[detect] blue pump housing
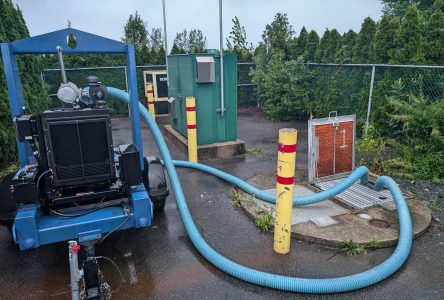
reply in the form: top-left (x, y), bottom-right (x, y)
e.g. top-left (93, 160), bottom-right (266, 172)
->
top-left (1, 29), bottom-right (152, 250)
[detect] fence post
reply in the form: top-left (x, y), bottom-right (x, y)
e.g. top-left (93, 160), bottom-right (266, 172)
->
top-left (273, 128), bottom-right (297, 254)
top-left (365, 65), bottom-right (376, 136)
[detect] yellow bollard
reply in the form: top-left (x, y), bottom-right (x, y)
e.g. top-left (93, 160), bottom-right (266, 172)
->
top-left (273, 128), bottom-right (297, 254)
top-left (186, 97), bottom-right (198, 162)
top-left (146, 84), bottom-right (156, 119)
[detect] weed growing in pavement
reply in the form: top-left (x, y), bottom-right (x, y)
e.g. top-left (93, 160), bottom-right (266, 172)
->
top-left (369, 236), bottom-right (381, 249)
top-left (246, 146), bottom-right (264, 156)
top-left (228, 189), bottom-right (242, 207)
top-left (340, 239), bottom-right (367, 256)
top-left (255, 210), bottom-right (274, 232)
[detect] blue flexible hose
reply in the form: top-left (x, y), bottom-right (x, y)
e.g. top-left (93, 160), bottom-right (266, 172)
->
top-left (108, 87), bottom-right (413, 293)
top-left (170, 160), bottom-right (369, 206)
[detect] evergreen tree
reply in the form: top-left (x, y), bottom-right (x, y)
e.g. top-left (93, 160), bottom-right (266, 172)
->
top-left (156, 46), bottom-right (166, 64)
top-left (425, 0), bottom-right (444, 64)
top-left (303, 30), bottom-right (319, 62)
top-left (335, 30), bottom-right (358, 63)
top-left (170, 42), bottom-right (185, 54)
top-left (322, 29), bottom-right (342, 62)
top-left (172, 29), bottom-right (188, 52)
top-left (188, 29), bottom-right (207, 52)
top-left (391, 5), bottom-right (426, 64)
top-left (372, 15), bottom-right (400, 63)
top-left (122, 11), bottom-right (149, 48)
top-left (353, 17), bottom-right (377, 63)
top-left (226, 16), bottom-right (252, 61)
top-left (262, 13), bottom-right (294, 57)
top-left (296, 27), bottom-right (308, 54)
top-left (382, 0), bottom-right (439, 18)
top-left (150, 28), bottom-right (164, 52)
top-left (171, 29), bottom-right (207, 53)
top-left (0, 0), bottom-right (51, 170)
top-left (315, 29), bottom-right (330, 62)
top-left (289, 26), bottom-right (307, 59)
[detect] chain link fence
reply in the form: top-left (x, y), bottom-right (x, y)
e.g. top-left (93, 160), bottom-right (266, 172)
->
top-left (237, 62), bottom-right (443, 134)
top-left (303, 63), bottom-right (444, 134)
top-left (42, 65), bottom-right (167, 116)
top-left (237, 62), bottom-right (257, 107)
top-left (41, 62), bottom-right (259, 113)
top-left (41, 62), bottom-right (443, 127)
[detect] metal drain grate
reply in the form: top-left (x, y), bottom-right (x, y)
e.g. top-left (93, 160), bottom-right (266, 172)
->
top-left (314, 179), bottom-right (394, 209)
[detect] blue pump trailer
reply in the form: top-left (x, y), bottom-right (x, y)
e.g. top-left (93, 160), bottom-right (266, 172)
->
top-left (1, 28), bottom-right (152, 250)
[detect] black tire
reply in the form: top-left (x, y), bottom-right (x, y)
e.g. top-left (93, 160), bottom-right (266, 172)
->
top-left (6, 224), bottom-right (16, 246)
top-left (143, 156), bottom-right (169, 213)
top-left (152, 197), bottom-right (166, 212)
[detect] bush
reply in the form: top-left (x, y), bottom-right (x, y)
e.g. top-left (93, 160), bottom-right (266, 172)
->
top-left (252, 55), bottom-right (315, 120)
top-left (357, 80), bottom-right (444, 180)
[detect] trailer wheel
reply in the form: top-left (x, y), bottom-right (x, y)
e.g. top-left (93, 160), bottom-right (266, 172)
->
top-left (152, 197), bottom-right (166, 212)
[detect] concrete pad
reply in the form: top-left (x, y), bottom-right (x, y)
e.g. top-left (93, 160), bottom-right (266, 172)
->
top-left (240, 171), bottom-right (432, 248)
top-left (164, 125), bottom-right (246, 160)
top-left (252, 185), bottom-right (349, 227)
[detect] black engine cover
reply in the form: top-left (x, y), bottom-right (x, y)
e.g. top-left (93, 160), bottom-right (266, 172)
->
top-left (43, 108), bottom-right (115, 187)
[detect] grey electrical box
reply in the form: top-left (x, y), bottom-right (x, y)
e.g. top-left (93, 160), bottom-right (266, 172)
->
top-left (196, 56), bottom-right (215, 83)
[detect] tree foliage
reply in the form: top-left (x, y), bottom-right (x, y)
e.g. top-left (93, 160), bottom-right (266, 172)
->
top-left (381, 0), bottom-right (439, 17)
top-left (171, 29), bottom-right (207, 54)
top-left (226, 16), bottom-right (253, 61)
top-left (372, 15), bottom-right (400, 63)
top-left (252, 6), bottom-right (443, 178)
top-left (122, 11), bottom-right (149, 48)
top-left (425, 0), bottom-right (444, 64)
top-left (353, 17), bottom-right (377, 63)
top-left (391, 5), bottom-right (426, 64)
top-left (0, 0), bottom-right (50, 170)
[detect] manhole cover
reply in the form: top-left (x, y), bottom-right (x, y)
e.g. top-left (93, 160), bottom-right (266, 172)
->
top-left (370, 219), bottom-right (390, 228)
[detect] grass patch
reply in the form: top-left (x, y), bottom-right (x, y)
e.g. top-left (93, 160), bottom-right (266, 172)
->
top-left (246, 146), bottom-right (263, 156)
top-left (255, 210), bottom-right (274, 232)
top-left (228, 189), bottom-right (242, 207)
top-left (340, 239), bottom-right (367, 256)
top-left (369, 236), bottom-right (381, 249)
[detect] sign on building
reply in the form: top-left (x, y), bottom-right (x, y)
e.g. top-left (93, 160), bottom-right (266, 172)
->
top-left (308, 113), bottom-right (356, 183)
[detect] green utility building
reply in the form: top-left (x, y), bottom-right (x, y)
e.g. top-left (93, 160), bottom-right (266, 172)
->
top-left (167, 52), bottom-right (238, 145)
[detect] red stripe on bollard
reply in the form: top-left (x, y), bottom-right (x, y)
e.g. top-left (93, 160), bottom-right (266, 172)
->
top-left (148, 101), bottom-right (155, 105)
top-left (278, 144), bottom-right (297, 153)
top-left (186, 107), bottom-right (196, 111)
top-left (276, 175), bottom-right (295, 185)
top-left (187, 124), bottom-right (197, 129)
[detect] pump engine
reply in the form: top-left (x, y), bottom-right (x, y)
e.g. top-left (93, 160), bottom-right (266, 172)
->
top-left (0, 47), bottom-right (168, 227)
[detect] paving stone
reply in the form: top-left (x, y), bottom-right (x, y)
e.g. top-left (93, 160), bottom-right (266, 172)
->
top-left (252, 185), bottom-right (349, 227)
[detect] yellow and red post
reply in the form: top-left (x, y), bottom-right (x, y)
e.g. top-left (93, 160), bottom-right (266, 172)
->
top-left (273, 128), bottom-right (298, 254)
top-left (186, 97), bottom-right (198, 162)
top-left (146, 84), bottom-right (156, 119)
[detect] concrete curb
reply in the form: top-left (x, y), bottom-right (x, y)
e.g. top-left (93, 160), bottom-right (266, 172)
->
top-left (239, 171), bottom-right (432, 248)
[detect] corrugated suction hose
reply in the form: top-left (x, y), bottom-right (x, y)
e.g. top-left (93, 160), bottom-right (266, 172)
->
top-left (108, 87), bottom-right (412, 293)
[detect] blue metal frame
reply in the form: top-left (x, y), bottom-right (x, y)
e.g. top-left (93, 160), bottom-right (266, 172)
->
top-left (1, 29), bottom-right (152, 250)
top-left (0, 28), bottom-right (144, 168)
top-left (12, 184), bottom-right (153, 250)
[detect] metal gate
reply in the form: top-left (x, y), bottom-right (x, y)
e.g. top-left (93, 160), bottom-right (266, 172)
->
top-left (308, 113), bottom-right (356, 183)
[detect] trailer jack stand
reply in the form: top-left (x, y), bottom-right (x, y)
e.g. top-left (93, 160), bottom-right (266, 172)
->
top-left (69, 241), bottom-right (111, 300)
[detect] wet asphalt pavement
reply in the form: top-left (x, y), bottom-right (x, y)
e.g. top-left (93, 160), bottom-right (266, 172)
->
top-left (0, 107), bottom-right (442, 299)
